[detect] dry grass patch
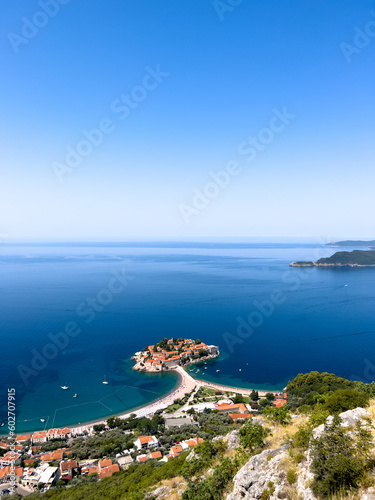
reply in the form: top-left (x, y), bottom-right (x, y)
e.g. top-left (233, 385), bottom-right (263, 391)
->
top-left (154, 476), bottom-right (187, 499)
top-left (264, 416), bottom-right (308, 449)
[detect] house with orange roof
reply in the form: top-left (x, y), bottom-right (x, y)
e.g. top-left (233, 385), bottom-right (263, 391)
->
top-left (215, 403), bottom-right (248, 413)
top-left (149, 451), bottom-right (162, 459)
top-left (134, 435), bottom-right (159, 450)
top-left (31, 445), bottom-right (42, 452)
top-left (273, 392), bottom-right (287, 407)
top-left (229, 413), bottom-right (253, 421)
top-left (14, 444), bottom-right (26, 453)
top-left (16, 434), bottom-right (31, 443)
top-left (274, 399), bottom-right (287, 407)
top-left (99, 457), bottom-right (112, 468)
top-left (181, 437), bottom-right (204, 449)
top-left (81, 465), bottom-right (100, 476)
top-left (42, 449), bottom-right (64, 462)
top-left (99, 463), bottom-right (120, 479)
top-left (170, 445), bottom-right (183, 457)
top-left (0, 466), bottom-right (23, 481)
top-left (0, 452), bottom-right (22, 466)
top-left (0, 442), bottom-right (9, 450)
top-left (31, 431), bottom-right (48, 443)
top-left (136, 454), bottom-right (148, 462)
top-left (24, 457), bottom-right (37, 466)
top-left (60, 459), bottom-right (78, 481)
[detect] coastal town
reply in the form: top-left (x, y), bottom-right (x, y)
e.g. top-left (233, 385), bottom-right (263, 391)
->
top-left (0, 387), bottom-right (287, 495)
top-left (132, 337), bottom-right (220, 372)
top-left (0, 339), bottom-right (289, 496)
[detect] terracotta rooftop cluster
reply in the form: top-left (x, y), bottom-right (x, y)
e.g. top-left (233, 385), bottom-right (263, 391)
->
top-left (141, 338), bottom-right (210, 367)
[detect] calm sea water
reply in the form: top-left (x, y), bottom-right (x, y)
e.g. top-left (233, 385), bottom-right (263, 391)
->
top-left (1, 241), bottom-right (374, 434)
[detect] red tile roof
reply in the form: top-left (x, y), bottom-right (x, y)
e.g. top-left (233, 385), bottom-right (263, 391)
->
top-left (229, 413), bottom-right (253, 420)
top-left (150, 451), bottom-right (162, 459)
top-left (16, 434), bottom-right (31, 442)
top-left (138, 436), bottom-right (155, 445)
top-left (99, 458), bottom-right (112, 468)
top-left (215, 403), bottom-right (248, 413)
top-left (170, 445), bottom-right (183, 455)
top-left (0, 466), bottom-right (23, 479)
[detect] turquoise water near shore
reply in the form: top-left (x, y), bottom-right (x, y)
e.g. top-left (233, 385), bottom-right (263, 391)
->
top-left (1, 241), bottom-right (375, 434)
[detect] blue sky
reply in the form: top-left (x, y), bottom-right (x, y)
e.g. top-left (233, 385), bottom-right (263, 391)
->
top-left (1, 0), bottom-right (374, 241)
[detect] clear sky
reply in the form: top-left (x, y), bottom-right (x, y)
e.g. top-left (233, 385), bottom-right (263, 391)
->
top-left (1, 0), bottom-right (374, 241)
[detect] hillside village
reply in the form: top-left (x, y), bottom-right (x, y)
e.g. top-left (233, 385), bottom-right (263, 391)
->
top-left (2, 372), bottom-right (375, 499)
top-left (0, 383), bottom-right (287, 496)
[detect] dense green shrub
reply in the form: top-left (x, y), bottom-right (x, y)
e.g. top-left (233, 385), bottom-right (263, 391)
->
top-left (286, 372), bottom-right (355, 409)
top-left (311, 415), bottom-right (372, 498)
top-left (238, 420), bottom-right (270, 452)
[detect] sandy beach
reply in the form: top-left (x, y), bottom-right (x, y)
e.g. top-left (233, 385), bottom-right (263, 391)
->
top-left (68, 366), bottom-right (197, 435)
top-left (32, 368), bottom-right (280, 436)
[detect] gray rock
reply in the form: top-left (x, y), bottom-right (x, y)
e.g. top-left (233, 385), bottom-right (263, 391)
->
top-left (227, 446), bottom-right (289, 500)
top-left (186, 449), bottom-right (198, 461)
top-left (313, 407), bottom-right (370, 439)
top-left (213, 435), bottom-right (225, 442)
top-left (146, 486), bottom-right (169, 499)
top-left (225, 430), bottom-right (240, 450)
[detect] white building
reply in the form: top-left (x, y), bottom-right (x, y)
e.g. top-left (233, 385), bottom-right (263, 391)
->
top-left (134, 435), bottom-right (159, 450)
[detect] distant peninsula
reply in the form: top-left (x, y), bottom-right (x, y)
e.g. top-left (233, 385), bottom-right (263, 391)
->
top-left (290, 250), bottom-right (375, 268)
top-left (132, 337), bottom-right (219, 372)
top-left (326, 240), bottom-right (375, 247)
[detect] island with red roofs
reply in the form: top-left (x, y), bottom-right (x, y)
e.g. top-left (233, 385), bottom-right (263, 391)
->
top-left (132, 337), bottom-right (219, 372)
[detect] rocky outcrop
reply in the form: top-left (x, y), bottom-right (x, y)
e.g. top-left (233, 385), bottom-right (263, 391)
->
top-left (225, 430), bottom-right (240, 450)
top-left (227, 445), bottom-right (291, 499)
top-left (312, 407), bottom-right (371, 439)
top-left (228, 408), bottom-right (373, 500)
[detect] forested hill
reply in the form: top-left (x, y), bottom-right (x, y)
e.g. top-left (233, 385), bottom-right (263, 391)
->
top-left (290, 250), bottom-right (375, 267)
top-left (326, 240), bottom-right (375, 247)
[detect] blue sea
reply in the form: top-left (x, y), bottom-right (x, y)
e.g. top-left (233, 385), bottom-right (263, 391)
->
top-left (1, 241), bottom-right (374, 434)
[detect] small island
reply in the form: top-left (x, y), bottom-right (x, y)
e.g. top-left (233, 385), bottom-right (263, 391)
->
top-left (325, 240), bottom-right (375, 247)
top-left (132, 337), bottom-right (220, 372)
top-left (290, 250), bottom-right (375, 268)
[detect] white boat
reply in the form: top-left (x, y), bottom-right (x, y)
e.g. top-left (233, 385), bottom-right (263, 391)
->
top-left (216, 370), bottom-right (220, 372)
top-left (61, 385), bottom-right (69, 390)
top-left (239, 369), bottom-right (242, 371)
top-left (102, 375), bottom-right (109, 385)
top-left (73, 394), bottom-right (78, 398)
top-left (40, 419), bottom-right (45, 422)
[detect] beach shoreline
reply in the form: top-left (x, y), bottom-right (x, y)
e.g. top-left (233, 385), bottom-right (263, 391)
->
top-left (10, 368), bottom-right (282, 436)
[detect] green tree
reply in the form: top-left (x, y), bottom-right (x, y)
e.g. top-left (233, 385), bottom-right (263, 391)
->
top-left (265, 392), bottom-right (275, 401)
top-left (311, 415), bottom-right (370, 497)
top-left (233, 393), bottom-right (244, 404)
top-left (250, 390), bottom-right (259, 401)
top-left (323, 388), bottom-right (370, 414)
top-left (195, 338), bottom-right (201, 344)
top-left (238, 420), bottom-right (270, 452)
top-left (263, 406), bottom-right (292, 426)
top-left (259, 398), bottom-right (271, 408)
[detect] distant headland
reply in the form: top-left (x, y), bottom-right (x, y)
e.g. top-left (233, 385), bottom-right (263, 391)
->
top-left (132, 337), bottom-right (220, 372)
top-left (290, 250), bottom-right (375, 268)
top-left (325, 240), bottom-right (375, 247)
